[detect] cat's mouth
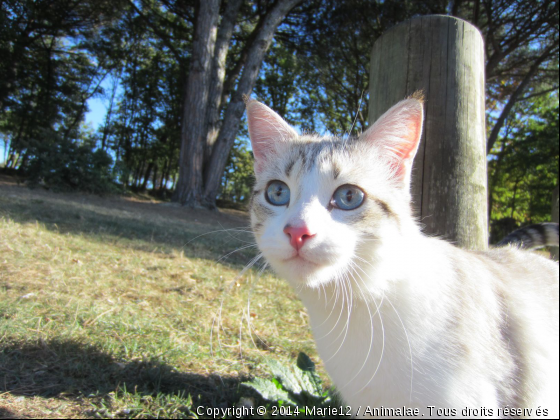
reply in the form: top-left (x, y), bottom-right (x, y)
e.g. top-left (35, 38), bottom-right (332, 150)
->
top-left (285, 253), bottom-right (318, 266)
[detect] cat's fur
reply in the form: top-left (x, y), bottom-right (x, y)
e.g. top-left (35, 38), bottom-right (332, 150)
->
top-left (246, 98), bottom-right (559, 418)
top-left (497, 223), bottom-right (559, 250)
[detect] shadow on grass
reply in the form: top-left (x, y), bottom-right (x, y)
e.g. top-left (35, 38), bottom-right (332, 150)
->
top-left (0, 187), bottom-right (256, 266)
top-left (0, 408), bottom-right (17, 419)
top-left (1, 338), bottom-right (248, 413)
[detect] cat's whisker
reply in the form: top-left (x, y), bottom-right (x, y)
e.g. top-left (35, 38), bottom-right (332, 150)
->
top-left (356, 236), bottom-right (382, 243)
top-left (333, 267), bottom-right (373, 390)
top-left (345, 262), bottom-right (386, 393)
top-left (211, 251), bottom-right (264, 359)
top-left (216, 243), bottom-right (258, 263)
top-left (184, 225), bottom-right (254, 247)
top-left (324, 273), bottom-right (356, 362)
top-left (209, 308), bottom-right (219, 357)
top-left (238, 258), bottom-right (266, 358)
top-left (258, 260), bottom-right (269, 274)
top-left (210, 293), bottom-right (226, 357)
top-left (348, 258), bottom-right (386, 320)
top-left (348, 259), bottom-right (412, 397)
top-left (345, 89), bottom-right (366, 141)
top-left (243, 279), bottom-right (258, 352)
top-left (238, 309), bottom-right (244, 358)
top-left (233, 252), bottom-right (264, 283)
top-left (321, 273), bottom-right (352, 355)
top-left (314, 280), bottom-right (345, 338)
top-left (333, 276), bottom-right (341, 307)
top-left (242, 260), bottom-right (270, 352)
top-left (384, 294), bottom-right (414, 401)
top-left (216, 222), bottom-right (257, 245)
top-left (332, 273), bottom-right (352, 341)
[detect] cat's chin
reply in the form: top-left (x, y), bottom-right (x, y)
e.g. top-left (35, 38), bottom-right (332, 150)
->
top-left (270, 255), bottom-right (344, 289)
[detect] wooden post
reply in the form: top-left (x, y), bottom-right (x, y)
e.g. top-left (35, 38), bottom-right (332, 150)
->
top-left (369, 15), bottom-right (488, 250)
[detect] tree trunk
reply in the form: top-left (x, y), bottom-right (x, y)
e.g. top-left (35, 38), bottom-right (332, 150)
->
top-left (204, 0), bottom-right (244, 164)
top-left (172, 0), bottom-right (221, 207)
top-left (141, 162), bottom-right (153, 191)
top-left (101, 73), bottom-right (120, 151)
top-left (133, 164), bottom-right (142, 189)
top-left (152, 163), bottom-right (158, 192)
top-left (160, 159), bottom-right (170, 191)
top-left (552, 185), bottom-right (559, 261)
top-left (202, 0), bottom-right (304, 208)
top-left (18, 151), bottom-right (29, 172)
top-left (6, 152), bottom-right (17, 169)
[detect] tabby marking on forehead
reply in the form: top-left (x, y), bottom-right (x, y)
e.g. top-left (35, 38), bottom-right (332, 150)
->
top-left (374, 198), bottom-right (395, 218)
top-left (284, 159), bottom-right (296, 178)
top-left (332, 162), bottom-right (341, 180)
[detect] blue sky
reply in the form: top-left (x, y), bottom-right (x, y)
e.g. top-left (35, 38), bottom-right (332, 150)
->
top-left (85, 97), bottom-right (108, 130)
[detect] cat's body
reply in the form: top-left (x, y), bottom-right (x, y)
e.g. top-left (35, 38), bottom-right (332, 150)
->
top-left (246, 97), bottom-right (559, 418)
top-left (299, 242), bottom-right (558, 417)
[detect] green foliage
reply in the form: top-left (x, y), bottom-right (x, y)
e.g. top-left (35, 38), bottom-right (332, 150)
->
top-left (1, 0), bottom-right (558, 220)
top-left (219, 138), bottom-right (255, 206)
top-left (254, 42), bottom-right (300, 122)
top-left (26, 132), bottom-right (116, 194)
top-left (242, 352), bottom-right (333, 410)
top-left (0, 0), bottom-right (126, 195)
top-left (488, 95), bottom-right (559, 242)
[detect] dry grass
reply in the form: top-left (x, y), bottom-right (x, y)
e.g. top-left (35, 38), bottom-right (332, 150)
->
top-left (0, 176), bottom-right (321, 418)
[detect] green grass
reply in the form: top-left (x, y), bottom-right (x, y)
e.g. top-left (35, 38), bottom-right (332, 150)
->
top-left (0, 177), bottom-right (322, 418)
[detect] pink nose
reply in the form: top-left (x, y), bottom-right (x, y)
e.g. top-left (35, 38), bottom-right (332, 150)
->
top-left (283, 225), bottom-right (315, 250)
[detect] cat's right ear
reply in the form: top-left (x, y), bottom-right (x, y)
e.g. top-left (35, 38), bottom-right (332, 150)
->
top-left (360, 97), bottom-right (424, 189)
top-left (246, 100), bottom-right (298, 174)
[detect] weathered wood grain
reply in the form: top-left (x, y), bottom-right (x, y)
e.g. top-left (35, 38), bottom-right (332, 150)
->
top-left (369, 15), bottom-right (488, 250)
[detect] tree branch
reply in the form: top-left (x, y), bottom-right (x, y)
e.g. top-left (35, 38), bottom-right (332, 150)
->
top-left (202, 0), bottom-right (304, 205)
top-left (126, 0), bottom-right (183, 62)
top-left (486, 41), bottom-right (559, 154)
top-left (519, 86), bottom-right (560, 101)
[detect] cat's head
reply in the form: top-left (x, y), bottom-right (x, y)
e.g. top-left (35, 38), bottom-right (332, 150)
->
top-left (247, 98), bottom-right (423, 289)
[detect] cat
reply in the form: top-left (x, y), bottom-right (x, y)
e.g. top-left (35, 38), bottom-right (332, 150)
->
top-left (496, 223), bottom-right (559, 250)
top-left (246, 96), bottom-right (559, 418)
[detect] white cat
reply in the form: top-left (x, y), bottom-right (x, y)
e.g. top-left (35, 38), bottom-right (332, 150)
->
top-left (246, 97), bottom-right (559, 418)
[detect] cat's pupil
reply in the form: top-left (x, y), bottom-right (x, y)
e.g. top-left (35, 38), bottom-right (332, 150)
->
top-left (346, 190), bottom-right (353, 202)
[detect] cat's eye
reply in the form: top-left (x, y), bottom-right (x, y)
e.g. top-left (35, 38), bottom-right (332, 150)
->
top-left (332, 185), bottom-right (365, 210)
top-left (265, 180), bottom-right (290, 206)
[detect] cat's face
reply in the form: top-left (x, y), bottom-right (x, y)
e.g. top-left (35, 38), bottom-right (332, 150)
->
top-left (247, 99), bottom-right (423, 289)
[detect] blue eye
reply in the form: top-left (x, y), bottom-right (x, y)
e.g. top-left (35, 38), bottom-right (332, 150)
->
top-left (332, 185), bottom-right (365, 210)
top-left (266, 180), bottom-right (290, 206)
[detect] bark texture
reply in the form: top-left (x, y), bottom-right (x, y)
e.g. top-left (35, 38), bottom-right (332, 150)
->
top-left (202, 0), bottom-right (305, 208)
top-left (173, 0), bottom-right (221, 207)
top-left (204, 0), bottom-right (244, 165)
top-left (173, 0), bottom-right (303, 208)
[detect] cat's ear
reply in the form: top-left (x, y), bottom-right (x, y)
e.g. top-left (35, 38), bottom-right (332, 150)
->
top-left (246, 99), bottom-right (298, 173)
top-left (360, 97), bottom-right (424, 188)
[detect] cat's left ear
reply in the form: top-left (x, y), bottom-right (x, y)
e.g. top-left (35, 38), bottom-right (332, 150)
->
top-left (360, 97), bottom-right (424, 188)
top-left (246, 99), bottom-right (298, 174)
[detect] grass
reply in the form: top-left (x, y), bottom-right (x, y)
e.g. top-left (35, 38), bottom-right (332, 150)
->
top-left (0, 175), bottom-right (323, 418)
